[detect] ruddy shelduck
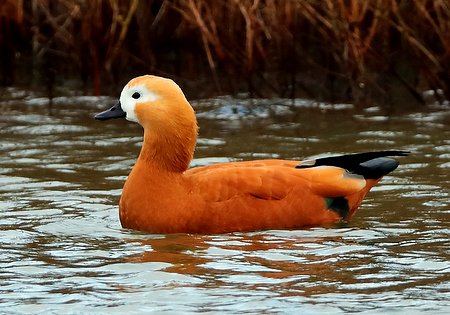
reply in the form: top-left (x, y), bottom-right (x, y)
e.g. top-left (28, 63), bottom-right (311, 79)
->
top-left (95, 75), bottom-right (408, 234)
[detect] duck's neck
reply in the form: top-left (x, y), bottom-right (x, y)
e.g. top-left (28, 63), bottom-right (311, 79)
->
top-left (138, 125), bottom-right (197, 173)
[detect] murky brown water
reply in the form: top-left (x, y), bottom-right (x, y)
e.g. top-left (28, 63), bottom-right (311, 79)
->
top-left (1, 88), bottom-right (449, 314)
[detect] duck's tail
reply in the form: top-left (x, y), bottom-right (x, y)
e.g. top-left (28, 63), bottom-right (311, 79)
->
top-left (296, 150), bottom-right (409, 220)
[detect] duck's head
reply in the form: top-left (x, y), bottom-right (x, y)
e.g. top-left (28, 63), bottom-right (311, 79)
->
top-left (95, 75), bottom-right (198, 171)
top-left (95, 75), bottom-right (196, 129)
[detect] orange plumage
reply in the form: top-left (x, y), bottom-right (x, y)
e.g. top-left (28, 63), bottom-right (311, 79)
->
top-left (95, 75), bottom-right (407, 234)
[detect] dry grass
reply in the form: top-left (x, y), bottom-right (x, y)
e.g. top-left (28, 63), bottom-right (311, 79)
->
top-left (1, 0), bottom-right (448, 105)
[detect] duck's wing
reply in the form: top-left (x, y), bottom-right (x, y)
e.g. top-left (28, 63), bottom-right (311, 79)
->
top-left (186, 150), bottom-right (408, 202)
top-left (186, 163), bottom-right (366, 202)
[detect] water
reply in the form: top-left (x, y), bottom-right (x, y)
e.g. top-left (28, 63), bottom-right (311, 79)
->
top-left (1, 88), bottom-right (449, 314)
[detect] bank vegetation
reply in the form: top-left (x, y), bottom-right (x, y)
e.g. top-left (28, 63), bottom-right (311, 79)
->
top-left (1, 0), bottom-right (448, 106)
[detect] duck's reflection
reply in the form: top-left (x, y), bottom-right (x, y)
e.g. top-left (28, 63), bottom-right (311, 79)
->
top-left (123, 232), bottom-right (362, 295)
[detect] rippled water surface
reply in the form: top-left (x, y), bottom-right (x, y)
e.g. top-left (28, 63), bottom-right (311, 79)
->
top-left (1, 89), bottom-right (449, 314)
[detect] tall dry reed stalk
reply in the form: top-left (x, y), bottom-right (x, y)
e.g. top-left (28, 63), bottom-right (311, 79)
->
top-left (0, 0), bottom-right (448, 105)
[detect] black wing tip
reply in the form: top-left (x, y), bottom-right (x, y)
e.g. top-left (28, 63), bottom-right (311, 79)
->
top-left (359, 157), bottom-right (400, 179)
top-left (295, 150), bottom-right (409, 178)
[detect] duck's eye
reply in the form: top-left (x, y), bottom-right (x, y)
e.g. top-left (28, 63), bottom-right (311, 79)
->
top-left (132, 92), bottom-right (141, 99)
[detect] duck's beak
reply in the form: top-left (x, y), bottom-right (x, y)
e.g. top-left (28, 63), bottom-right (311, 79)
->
top-left (95, 101), bottom-right (126, 120)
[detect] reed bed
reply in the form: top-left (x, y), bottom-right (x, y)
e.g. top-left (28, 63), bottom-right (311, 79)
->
top-left (0, 0), bottom-right (448, 106)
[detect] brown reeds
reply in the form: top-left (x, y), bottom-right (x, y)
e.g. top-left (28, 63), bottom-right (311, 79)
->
top-left (0, 0), bottom-right (448, 106)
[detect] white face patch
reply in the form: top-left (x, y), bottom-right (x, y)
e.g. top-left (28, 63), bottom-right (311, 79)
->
top-left (119, 84), bottom-right (159, 123)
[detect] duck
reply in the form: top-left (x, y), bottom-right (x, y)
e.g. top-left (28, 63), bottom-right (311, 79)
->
top-left (95, 75), bottom-right (408, 234)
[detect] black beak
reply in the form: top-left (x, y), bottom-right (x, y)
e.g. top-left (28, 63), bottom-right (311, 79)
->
top-left (95, 101), bottom-right (126, 120)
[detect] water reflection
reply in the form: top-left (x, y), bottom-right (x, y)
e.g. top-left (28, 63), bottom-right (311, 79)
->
top-left (0, 90), bottom-right (449, 313)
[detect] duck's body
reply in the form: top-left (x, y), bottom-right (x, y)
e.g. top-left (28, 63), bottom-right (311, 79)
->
top-left (120, 158), bottom-right (374, 234)
top-left (95, 75), bottom-right (407, 234)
